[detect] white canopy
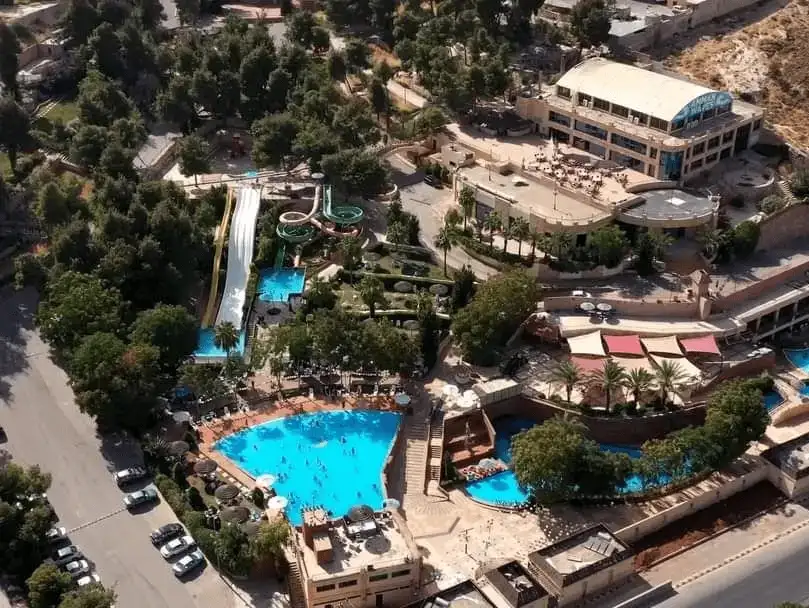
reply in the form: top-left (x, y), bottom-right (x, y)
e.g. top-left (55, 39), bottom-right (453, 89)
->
top-left (641, 336), bottom-right (684, 356)
top-left (567, 331), bottom-right (606, 357)
top-left (650, 355), bottom-right (702, 381)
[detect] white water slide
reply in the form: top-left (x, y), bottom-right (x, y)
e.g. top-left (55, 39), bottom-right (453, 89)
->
top-left (215, 186), bottom-right (260, 329)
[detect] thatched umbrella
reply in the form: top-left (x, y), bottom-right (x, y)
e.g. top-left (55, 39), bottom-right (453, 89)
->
top-left (393, 281), bottom-right (413, 293)
top-left (168, 440), bottom-right (190, 457)
top-left (220, 505), bottom-right (250, 524)
top-left (346, 504), bottom-right (375, 523)
top-left (214, 484), bottom-right (240, 501)
top-left (429, 283), bottom-right (449, 297)
top-left (194, 459), bottom-right (218, 475)
top-left (402, 319), bottom-right (420, 331)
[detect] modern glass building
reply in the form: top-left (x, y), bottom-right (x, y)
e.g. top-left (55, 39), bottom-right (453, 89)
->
top-left (517, 58), bottom-right (764, 182)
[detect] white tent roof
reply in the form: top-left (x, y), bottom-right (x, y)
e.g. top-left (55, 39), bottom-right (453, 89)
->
top-left (650, 355), bottom-right (702, 380)
top-left (641, 336), bottom-right (683, 356)
top-left (611, 356), bottom-right (658, 376)
top-left (567, 331), bottom-right (606, 357)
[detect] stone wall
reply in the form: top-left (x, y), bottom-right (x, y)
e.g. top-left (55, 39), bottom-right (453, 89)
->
top-left (756, 203), bottom-right (809, 252)
top-left (484, 395), bottom-right (707, 445)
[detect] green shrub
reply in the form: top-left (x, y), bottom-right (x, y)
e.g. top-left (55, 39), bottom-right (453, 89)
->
top-left (187, 486), bottom-right (206, 511)
top-left (155, 473), bottom-right (189, 518)
top-left (172, 462), bottom-right (189, 489)
top-left (758, 194), bottom-right (786, 215)
top-left (252, 487), bottom-right (265, 508)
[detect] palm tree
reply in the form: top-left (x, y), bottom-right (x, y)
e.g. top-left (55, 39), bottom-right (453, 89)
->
top-left (458, 186), bottom-right (476, 231)
top-left (552, 360), bottom-right (581, 403)
top-left (433, 226), bottom-right (456, 276)
top-left (358, 275), bottom-right (388, 318)
top-left (550, 231), bottom-right (574, 259)
top-left (626, 368), bottom-right (655, 407)
top-left (214, 321), bottom-right (239, 357)
top-left (588, 359), bottom-right (628, 413)
top-left (655, 359), bottom-right (686, 407)
top-left (444, 208), bottom-right (462, 232)
top-left (483, 211), bottom-right (502, 252)
top-left (511, 217), bottom-right (531, 257)
top-left (529, 229), bottom-right (544, 260)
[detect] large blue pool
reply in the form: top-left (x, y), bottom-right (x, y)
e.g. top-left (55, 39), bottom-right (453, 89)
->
top-left (785, 348), bottom-right (809, 374)
top-left (465, 417), bottom-right (658, 505)
top-left (258, 268), bottom-right (305, 303)
top-left (763, 389), bottom-right (785, 412)
top-left (214, 410), bottom-right (401, 525)
top-left (194, 328), bottom-right (245, 358)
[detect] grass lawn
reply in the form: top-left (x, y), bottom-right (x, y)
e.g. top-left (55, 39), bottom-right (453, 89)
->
top-left (0, 153), bottom-right (10, 179)
top-left (187, 475), bottom-right (220, 509)
top-left (374, 253), bottom-right (448, 280)
top-left (337, 282), bottom-right (418, 311)
top-left (44, 100), bottom-right (80, 124)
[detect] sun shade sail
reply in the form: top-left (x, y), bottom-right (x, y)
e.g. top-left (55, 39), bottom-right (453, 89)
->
top-left (611, 356), bottom-right (658, 376)
top-left (571, 356), bottom-right (606, 374)
top-left (641, 336), bottom-right (683, 356)
top-left (603, 334), bottom-right (644, 356)
top-left (567, 331), bottom-right (606, 357)
top-left (650, 355), bottom-right (702, 380)
top-left (680, 335), bottom-right (721, 356)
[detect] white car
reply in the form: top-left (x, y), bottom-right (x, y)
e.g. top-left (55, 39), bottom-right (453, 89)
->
top-left (76, 573), bottom-right (101, 587)
top-left (113, 467), bottom-right (147, 487)
top-left (172, 549), bottom-right (205, 577)
top-left (64, 559), bottom-right (90, 580)
top-left (160, 535), bottom-right (196, 559)
top-left (46, 527), bottom-right (67, 544)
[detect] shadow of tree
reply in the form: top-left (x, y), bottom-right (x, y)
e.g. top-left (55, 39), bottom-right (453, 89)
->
top-left (0, 287), bottom-right (36, 405)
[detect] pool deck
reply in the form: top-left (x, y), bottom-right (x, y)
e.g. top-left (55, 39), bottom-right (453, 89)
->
top-left (197, 395), bottom-right (404, 492)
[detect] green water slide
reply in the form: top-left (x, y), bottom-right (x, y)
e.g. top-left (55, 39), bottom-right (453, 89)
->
top-left (276, 222), bottom-right (316, 243)
top-left (273, 241), bottom-right (286, 268)
top-left (323, 185), bottom-right (364, 225)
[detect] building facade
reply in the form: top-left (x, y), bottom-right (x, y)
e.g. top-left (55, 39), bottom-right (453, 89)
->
top-left (516, 58), bottom-right (764, 184)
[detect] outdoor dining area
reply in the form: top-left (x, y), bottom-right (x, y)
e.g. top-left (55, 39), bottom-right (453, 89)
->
top-left (527, 146), bottom-right (612, 195)
top-left (579, 300), bottom-right (616, 321)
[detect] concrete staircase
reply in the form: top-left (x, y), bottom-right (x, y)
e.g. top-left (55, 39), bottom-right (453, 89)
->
top-left (402, 415), bottom-right (430, 497)
top-left (778, 179), bottom-right (800, 205)
top-left (286, 558), bottom-right (307, 608)
top-left (428, 411), bottom-right (444, 483)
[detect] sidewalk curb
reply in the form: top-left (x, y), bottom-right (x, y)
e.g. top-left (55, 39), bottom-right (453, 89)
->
top-left (673, 496), bottom-right (809, 589)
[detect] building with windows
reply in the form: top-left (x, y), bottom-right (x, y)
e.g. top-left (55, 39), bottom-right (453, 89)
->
top-left (516, 58), bottom-right (764, 183)
top-left (292, 508), bottom-right (423, 608)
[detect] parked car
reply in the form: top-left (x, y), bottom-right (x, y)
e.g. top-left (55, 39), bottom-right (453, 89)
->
top-left (123, 487), bottom-right (158, 509)
top-left (64, 560), bottom-right (91, 580)
top-left (423, 174), bottom-right (442, 188)
top-left (46, 527), bottom-right (67, 544)
top-left (160, 535), bottom-right (195, 559)
top-left (0, 426), bottom-right (6, 442)
top-left (172, 549), bottom-right (205, 577)
top-left (76, 573), bottom-right (101, 587)
top-left (53, 545), bottom-right (82, 566)
top-left (113, 467), bottom-right (147, 487)
top-left (150, 523), bottom-right (185, 547)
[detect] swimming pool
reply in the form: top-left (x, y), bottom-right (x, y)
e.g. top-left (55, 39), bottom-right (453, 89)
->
top-left (785, 348), bottom-right (809, 374)
top-left (763, 389), bottom-right (785, 412)
top-left (257, 268), bottom-right (306, 303)
top-left (194, 327), bottom-right (245, 358)
top-left (464, 417), bottom-right (660, 504)
top-left (214, 410), bottom-right (401, 525)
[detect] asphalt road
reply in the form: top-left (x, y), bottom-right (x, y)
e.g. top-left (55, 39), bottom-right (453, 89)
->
top-left (0, 289), bottom-right (239, 608)
top-left (385, 153), bottom-right (499, 279)
top-left (655, 522), bottom-right (809, 608)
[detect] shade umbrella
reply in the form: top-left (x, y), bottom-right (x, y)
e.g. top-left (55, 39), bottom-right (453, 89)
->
top-left (429, 284), bottom-right (449, 297)
top-left (580, 302), bottom-right (595, 313)
top-left (173, 411), bottom-right (191, 423)
top-left (255, 474), bottom-right (276, 488)
top-left (194, 459), bottom-right (218, 475)
top-left (382, 498), bottom-right (400, 511)
top-left (596, 302), bottom-right (613, 312)
top-left (393, 281), bottom-right (413, 293)
top-left (214, 484), bottom-right (240, 501)
top-left (168, 440), bottom-right (190, 457)
top-left (268, 495), bottom-right (289, 510)
top-left (402, 320), bottom-right (420, 331)
top-left (394, 393), bottom-right (411, 406)
top-left (241, 521), bottom-right (262, 536)
top-left (220, 505), bottom-right (250, 524)
top-left (479, 458), bottom-right (498, 468)
top-left (346, 504), bottom-right (375, 523)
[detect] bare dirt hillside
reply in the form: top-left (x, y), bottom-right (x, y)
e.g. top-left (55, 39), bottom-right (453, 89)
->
top-left (668, 0), bottom-right (809, 148)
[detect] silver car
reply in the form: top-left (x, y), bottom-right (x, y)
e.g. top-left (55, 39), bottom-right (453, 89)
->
top-left (64, 559), bottom-right (90, 580)
top-left (172, 549), bottom-right (205, 577)
top-left (76, 573), bottom-right (101, 587)
top-left (160, 535), bottom-right (195, 559)
top-left (53, 545), bottom-right (82, 566)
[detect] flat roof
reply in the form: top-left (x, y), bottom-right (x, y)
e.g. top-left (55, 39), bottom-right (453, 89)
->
top-left (457, 163), bottom-right (611, 225)
top-left (556, 58), bottom-right (719, 123)
top-left (408, 581), bottom-right (496, 608)
top-left (484, 560), bottom-right (549, 605)
top-left (763, 431), bottom-right (809, 479)
top-left (620, 188), bottom-right (715, 223)
top-left (298, 515), bottom-right (414, 579)
top-left (529, 524), bottom-right (631, 580)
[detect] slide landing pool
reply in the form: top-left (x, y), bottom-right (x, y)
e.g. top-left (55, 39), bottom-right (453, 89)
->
top-left (214, 410), bottom-right (401, 525)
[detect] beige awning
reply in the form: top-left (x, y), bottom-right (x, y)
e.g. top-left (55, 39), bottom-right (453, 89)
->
top-left (650, 355), bottom-right (702, 380)
top-left (567, 331), bottom-right (606, 357)
top-left (611, 356), bottom-right (658, 376)
top-left (641, 336), bottom-right (683, 356)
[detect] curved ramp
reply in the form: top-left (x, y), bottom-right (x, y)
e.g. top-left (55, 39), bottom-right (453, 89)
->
top-left (215, 186), bottom-right (260, 328)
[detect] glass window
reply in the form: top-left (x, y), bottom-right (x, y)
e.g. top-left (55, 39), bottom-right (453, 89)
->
top-left (610, 133), bottom-right (647, 155)
top-left (693, 142), bottom-right (705, 155)
top-left (578, 93), bottom-right (591, 106)
top-left (753, 119), bottom-right (762, 130)
top-left (707, 136), bottom-right (720, 149)
top-left (574, 120), bottom-right (607, 140)
top-left (391, 570), bottom-right (411, 578)
top-left (317, 585), bottom-right (336, 592)
top-left (649, 116), bottom-right (668, 132)
top-left (632, 111), bottom-right (649, 125)
top-left (369, 574), bottom-right (389, 582)
top-left (593, 97), bottom-right (610, 111)
top-left (338, 580), bottom-right (358, 588)
top-left (722, 130), bottom-right (734, 143)
top-left (706, 153), bottom-right (718, 163)
top-left (549, 111), bottom-right (570, 127)
top-left (719, 147), bottom-right (732, 159)
top-left (686, 148), bottom-right (691, 159)
top-left (556, 86), bottom-right (571, 99)
top-left (649, 147), bottom-right (658, 159)
top-left (690, 159), bottom-right (703, 170)
top-left (612, 104), bottom-right (629, 118)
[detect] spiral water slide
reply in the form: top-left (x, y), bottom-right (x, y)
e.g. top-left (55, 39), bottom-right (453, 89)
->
top-left (215, 186), bottom-right (260, 329)
top-left (277, 184), bottom-right (363, 242)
